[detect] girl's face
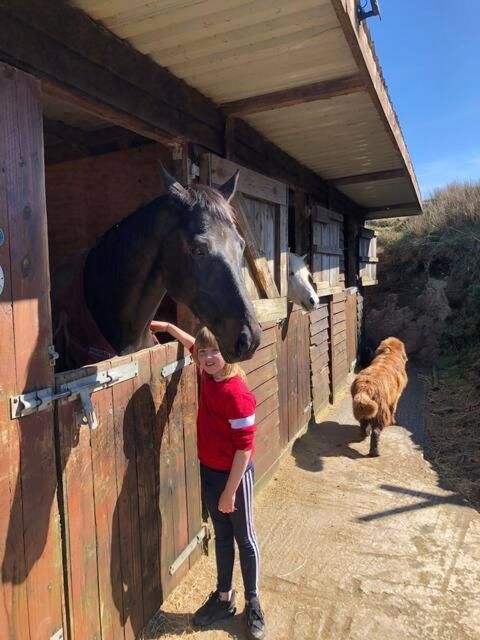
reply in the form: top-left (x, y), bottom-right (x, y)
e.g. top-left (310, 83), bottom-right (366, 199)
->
top-left (197, 347), bottom-right (226, 378)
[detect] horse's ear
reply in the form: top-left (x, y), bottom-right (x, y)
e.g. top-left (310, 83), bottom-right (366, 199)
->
top-left (218, 170), bottom-right (240, 203)
top-left (158, 161), bottom-right (191, 205)
top-left (302, 254), bottom-right (308, 263)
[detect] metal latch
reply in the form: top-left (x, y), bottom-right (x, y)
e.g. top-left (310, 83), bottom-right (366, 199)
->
top-left (10, 361), bottom-right (138, 429)
top-left (169, 525), bottom-right (209, 575)
top-left (161, 354), bottom-right (193, 378)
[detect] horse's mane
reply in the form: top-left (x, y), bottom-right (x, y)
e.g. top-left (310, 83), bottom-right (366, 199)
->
top-left (187, 184), bottom-right (237, 225)
top-left (92, 184), bottom-right (236, 257)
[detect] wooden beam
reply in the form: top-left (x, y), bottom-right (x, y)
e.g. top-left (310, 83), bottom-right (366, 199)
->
top-left (366, 202), bottom-right (419, 214)
top-left (44, 124), bottom-right (154, 165)
top-left (331, 168), bottom-right (406, 186)
top-left (221, 74), bottom-right (365, 116)
top-left (233, 193), bottom-right (280, 299)
top-left (0, 1), bottom-right (224, 152)
top-left (43, 118), bottom-right (90, 147)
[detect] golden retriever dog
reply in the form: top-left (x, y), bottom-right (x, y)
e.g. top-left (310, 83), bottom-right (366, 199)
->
top-left (351, 337), bottom-right (408, 457)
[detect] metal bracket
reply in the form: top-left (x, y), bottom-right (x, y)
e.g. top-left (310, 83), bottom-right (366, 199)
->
top-left (169, 525), bottom-right (209, 575)
top-left (161, 354), bottom-right (193, 379)
top-left (48, 344), bottom-right (60, 366)
top-left (49, 629), bottom-right (63, 640)
top-left (10, 361), bottom-right (138, 429)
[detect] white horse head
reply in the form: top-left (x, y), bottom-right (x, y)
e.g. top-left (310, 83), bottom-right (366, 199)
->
top-left (287, 251), bottom-right (319, 311)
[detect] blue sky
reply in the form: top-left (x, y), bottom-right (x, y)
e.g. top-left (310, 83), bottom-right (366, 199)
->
top-left (368, 1), bottom-right (480, 198)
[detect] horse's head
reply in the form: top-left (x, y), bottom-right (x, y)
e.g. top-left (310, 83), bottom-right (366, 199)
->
top-left (158, 163), bottom-right (261, 362)
top-left (287, 252), bottom-right (319, 312)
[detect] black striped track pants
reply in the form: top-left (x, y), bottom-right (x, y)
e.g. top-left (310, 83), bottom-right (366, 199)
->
top-left (200, 463), bottom-right (260, 600)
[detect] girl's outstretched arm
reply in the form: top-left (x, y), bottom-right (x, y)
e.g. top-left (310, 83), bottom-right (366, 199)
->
top-left (150, 320), bottom-right (195, 350)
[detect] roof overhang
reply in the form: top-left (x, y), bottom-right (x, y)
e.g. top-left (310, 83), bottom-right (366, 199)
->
top-left (0, 0), bottom-right (422, 219)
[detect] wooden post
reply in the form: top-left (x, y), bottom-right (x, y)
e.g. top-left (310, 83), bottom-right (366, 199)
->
top-left (172, 142), bottom-right (199, 335)
top-left (0, 63), bottom-right (64, 640)
top-left (346, 215), bottom-right (359, 288)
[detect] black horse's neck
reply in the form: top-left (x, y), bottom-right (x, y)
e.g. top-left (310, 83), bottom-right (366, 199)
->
top-left (84, 196), bottom-right (172, 354)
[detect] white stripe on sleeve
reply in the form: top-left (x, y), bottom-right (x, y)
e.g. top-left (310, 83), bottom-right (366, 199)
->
top-left (229, 414), bottom-right (255, 429)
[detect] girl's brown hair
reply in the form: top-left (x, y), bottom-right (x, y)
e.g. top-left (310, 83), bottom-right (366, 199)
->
top-left (193, 327), bottom-right (247, 383)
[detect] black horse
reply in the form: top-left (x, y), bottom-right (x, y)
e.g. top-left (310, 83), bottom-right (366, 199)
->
top-left (53, 163), bottom-right (261, 369)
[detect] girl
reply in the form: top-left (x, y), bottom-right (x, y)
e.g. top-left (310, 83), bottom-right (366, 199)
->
top-left (150, 320), bottom-right (266, 640)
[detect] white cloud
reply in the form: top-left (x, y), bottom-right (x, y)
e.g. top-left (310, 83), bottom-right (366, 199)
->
top-left (416, 154), bottom-right (480, 198)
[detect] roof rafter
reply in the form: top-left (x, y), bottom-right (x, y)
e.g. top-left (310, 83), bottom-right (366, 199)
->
top-left (331, 168), bottom-right (406, 186)
top-left (221, 74), bottom-right (365, 117)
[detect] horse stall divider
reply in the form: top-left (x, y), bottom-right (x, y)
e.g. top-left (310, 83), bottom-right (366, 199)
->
top-left (0, 63), bottom-right (65, 640)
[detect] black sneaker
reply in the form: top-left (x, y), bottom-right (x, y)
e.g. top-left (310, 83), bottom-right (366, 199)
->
top-left (246, 597), bottom-right (266, 640)
top-left (192, 590), bottom-right (237, 627)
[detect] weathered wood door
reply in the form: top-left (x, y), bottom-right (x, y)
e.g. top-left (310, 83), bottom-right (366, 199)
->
top-left (0, 64), bottom-right (65, 640)
top-left (55, 344), bottom-right (201, 640)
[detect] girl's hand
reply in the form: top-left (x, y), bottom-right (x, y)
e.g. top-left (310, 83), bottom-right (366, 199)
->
top-left (150, 321), bottom-right (170, 333)
top-left (218, 490), bottom-right (236, 514)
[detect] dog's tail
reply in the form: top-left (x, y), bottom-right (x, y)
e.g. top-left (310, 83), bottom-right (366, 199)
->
top-left (352, 392), bottom-right (378, 420)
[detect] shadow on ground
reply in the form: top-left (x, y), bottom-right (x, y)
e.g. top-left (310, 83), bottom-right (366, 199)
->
top-left (141, 609), bottom-right (248, 639)
top-left (292, 420), bottom-right (367, 472)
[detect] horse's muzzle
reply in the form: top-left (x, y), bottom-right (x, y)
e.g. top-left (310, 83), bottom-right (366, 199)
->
top-left (234, 325), bottom-right (261, 360)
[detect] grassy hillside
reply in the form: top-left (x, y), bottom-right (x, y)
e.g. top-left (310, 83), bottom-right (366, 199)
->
top-left (364, 181), bottom-right (480, 508)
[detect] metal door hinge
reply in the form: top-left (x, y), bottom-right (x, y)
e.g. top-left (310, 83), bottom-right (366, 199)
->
top-left (161, 354), bottom-right (193, 378)
top-left (10, 361), bottom-right (138, 429)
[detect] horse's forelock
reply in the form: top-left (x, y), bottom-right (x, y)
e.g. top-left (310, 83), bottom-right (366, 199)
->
top-left (289, 252), bottom-right (311, 276)
top-left (188, 184), bottom-right (236, 225)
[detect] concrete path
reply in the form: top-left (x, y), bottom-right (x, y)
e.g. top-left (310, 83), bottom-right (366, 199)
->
top-left (143, 370), bottom-right (480, 640)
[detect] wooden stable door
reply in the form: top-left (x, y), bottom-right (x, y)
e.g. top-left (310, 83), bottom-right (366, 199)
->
top-left (55, 344), bottom-right (201, 640)
top-left (0, 64), bottom-right (64, 640)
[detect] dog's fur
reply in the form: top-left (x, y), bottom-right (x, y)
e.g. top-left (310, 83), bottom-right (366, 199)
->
top-left (351, 337), bottom-right (408, 456)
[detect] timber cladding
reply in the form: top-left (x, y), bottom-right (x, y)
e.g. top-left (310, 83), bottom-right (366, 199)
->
top-left (55, 343), bottom-right (201, 639)
top-left (329, 292), bottom-right (349, 401)
top-left (244, 322), bottom-right (281, 482)
top-left (309, 302), bottom-right (331, 420)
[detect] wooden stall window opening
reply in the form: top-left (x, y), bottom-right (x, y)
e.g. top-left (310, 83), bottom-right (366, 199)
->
top-left (311, 204), bottom-right (345, 296)
top-left (359, 227), bottom-right (378, 287)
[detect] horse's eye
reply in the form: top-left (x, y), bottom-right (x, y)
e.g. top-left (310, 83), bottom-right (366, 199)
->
top-left (191, 245), bottom-right (207, 256)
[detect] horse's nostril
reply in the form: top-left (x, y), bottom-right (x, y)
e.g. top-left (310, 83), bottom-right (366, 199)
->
top-left (235, 328), bottom-right (252, 357)
top-left (309, 296), bottom-right (316, 305)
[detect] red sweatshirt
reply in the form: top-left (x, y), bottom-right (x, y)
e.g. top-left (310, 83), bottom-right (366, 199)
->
top-left (197, 371), bottom-right (256, 471)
